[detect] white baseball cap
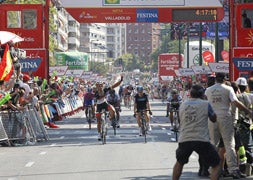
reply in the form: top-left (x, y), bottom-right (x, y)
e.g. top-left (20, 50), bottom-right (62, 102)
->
top-left (235, 77), bottom-right (248, 86)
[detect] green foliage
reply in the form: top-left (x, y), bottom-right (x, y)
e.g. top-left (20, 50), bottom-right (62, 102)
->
top-left (92, 62), bottom-right (108, 75)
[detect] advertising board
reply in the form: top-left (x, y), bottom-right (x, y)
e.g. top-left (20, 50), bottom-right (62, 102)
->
top-left (158, 53), bottom-right (183, 82)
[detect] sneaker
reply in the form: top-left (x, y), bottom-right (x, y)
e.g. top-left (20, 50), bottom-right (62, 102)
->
top-left (198, 168), bottom-right (210, 177)
top-left (220, 169), bottom-right (230, 177)
top-left (97, 133), bottom-right (102, 141)
top-left (139, 127), bottom-right (142, 136)
top-left (48, 122), bottom-right (59, 128)
top-left (116, 121), bottom-right (120, 128)
top-left (230, 169), bottom-right (246, 179)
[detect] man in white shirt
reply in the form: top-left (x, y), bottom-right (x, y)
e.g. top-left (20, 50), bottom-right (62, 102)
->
top-left (205, 73), bottom-right (252, 178)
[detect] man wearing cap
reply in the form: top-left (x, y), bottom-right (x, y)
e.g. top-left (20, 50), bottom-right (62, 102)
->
top-left (205, 73), bottom-right (253, 178)
top-left (235, 77), bottom-right (253, 169)
top-left (20, 74), bottom-right (32, 98)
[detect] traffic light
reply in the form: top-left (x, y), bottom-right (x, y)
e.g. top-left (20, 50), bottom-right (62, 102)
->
top-left (108, 50), bottom-right (113, 58)
top-left (118, 58), bottom-right (122, 65)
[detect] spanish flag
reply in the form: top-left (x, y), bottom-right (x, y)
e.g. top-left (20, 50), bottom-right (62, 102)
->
top-left (0, 44), bottom-right (14, 81)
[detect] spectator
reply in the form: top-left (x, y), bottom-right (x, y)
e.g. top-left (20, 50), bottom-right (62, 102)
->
top-left (172, 84), bottom-right (220, 180)
top-left (205, 72), bottom-right (252, 178)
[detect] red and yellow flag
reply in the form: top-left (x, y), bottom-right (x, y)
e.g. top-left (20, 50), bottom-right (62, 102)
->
top-left (0, 44), bottom-right (14, 81)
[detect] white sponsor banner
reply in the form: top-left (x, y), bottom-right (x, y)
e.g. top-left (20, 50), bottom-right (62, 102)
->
top-left (49, 66), bottom-right (68, 76)
top-left (65, 69), bottom-right (84, 77)
top-left (178, 68), bottom-right (195, 76)
top-left (81, 71), bottom-right (92, 79)
top-left (60, 0), bottom-right (222, 7)
top-left (208, 62), bottom-right (229, 73)
top-left (160, 76), bottom-right (173, 81)
top-left (191, 65), bottom-right (212, 74)
top-left (174, 70), bottom-right (182, 76)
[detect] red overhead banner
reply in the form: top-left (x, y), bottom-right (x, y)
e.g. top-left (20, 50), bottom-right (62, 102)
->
top-left (66, 7), bottom-right (224, 23)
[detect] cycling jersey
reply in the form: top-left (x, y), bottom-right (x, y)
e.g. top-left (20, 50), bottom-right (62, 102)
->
top-left (167, 95), bottom-right (182, 110)
top-left (134, 93), bottom-right (149, 111)
top-left (84, 92), bottom-right (94, 106)
top-left (107, 93), bottom-right (120, 105)
top-left (94, 87), bottom-right (111, 105)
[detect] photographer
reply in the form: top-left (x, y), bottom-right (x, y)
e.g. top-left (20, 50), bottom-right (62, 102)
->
top-left (8, 41), bottom-right (21, 81)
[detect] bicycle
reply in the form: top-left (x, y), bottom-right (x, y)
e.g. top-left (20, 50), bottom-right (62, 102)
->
top-left (139, 109), bottom-right (149, 143)
top-left (111, 106), bottom-right (120, 135)
top-left (100, 108), bottom-right (109, 144)
top-left (170, 108), bottom-right (180, 142)
top-left (86, 105), bottom-right (93, 130)
top-left (124, 95), bottom-right (131, 109)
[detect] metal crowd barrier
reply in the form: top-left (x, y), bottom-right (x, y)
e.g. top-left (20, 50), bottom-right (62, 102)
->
top-left (0, 108), bottom-right (49, 146)
top-left (26, 105), bottom-right (49, 141)
top-left (0, 94), bottom-right (83, 147)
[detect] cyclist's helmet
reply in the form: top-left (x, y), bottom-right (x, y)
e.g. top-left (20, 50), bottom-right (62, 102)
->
top-left (171, 89), bottom-right (178, 95)
top-left (137, 86), bottom-right (143, 92)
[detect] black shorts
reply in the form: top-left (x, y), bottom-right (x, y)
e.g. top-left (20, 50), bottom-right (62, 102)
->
top-left (96, 102), bottom-right (109, 113)
top-left (176, 141), bottom-right (220, 167)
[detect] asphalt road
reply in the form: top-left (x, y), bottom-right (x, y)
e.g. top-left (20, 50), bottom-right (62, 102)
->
top-left (0, 99), bottom-right (251, 180)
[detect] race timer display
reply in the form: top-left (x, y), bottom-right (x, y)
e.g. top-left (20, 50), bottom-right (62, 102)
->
top-left (172, 9), bottom-right (218, 21)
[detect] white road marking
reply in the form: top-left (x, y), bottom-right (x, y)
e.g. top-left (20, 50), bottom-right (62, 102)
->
top-left (25, 162), bottom-right (34, 167)
top-left (39, 151), bottom-right (47, 155)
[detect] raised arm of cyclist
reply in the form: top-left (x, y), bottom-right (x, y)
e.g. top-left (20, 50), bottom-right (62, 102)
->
top-left (94, 76), bottom-right (123, 140)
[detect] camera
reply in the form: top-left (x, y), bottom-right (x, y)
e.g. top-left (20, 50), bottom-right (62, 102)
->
top-left (13, 48), bottom-right (26, 59)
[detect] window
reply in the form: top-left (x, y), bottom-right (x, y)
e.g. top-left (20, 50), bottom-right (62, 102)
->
top-left (7, 10), bottom-right (37, 29)
top-left (242, 9), bottom-right (253, 28)
top-left (7, 11), bottom-right (21, 28)
top-left (23, 10), bottom-right (37, 29)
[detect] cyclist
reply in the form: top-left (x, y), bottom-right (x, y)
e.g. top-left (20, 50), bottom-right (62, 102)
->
top-left (83, 87), bottom-right (95, 120)
top-left (123, 84), bottom-right (134, 108)
top-left (94, 76), bottom-right (123, 140)
top-left (166, 89), bottom-right (182, 128)
top-left (107, 89), bottom-right (121, 128)
top-left (133, 86), bottom-right (152, 136)
top-left (161, 84), bottom-right (168, 102)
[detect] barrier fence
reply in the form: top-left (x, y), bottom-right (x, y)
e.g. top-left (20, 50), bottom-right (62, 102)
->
top-left (0, 95), bottom-right (84, 147)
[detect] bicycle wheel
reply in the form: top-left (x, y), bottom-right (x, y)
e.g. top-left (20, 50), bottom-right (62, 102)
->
top-left (88, 108), bottom-right (92, 130)
top-left (173, 112), bottom-right (179, 142)
top-left (101, 114), bottom-right (107, 144)
top-left (101, 119), bottom-right (106, 144)
top-left (112, 118), bottom-right (117, 135)
top-left (142, 118), bottom-right (147, 143)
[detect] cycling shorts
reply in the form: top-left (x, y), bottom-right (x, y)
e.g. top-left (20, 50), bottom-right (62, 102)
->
top-left (96, 102), bottom-right (110, 113)
top-left (84, 99), bottom-right (94, 106)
